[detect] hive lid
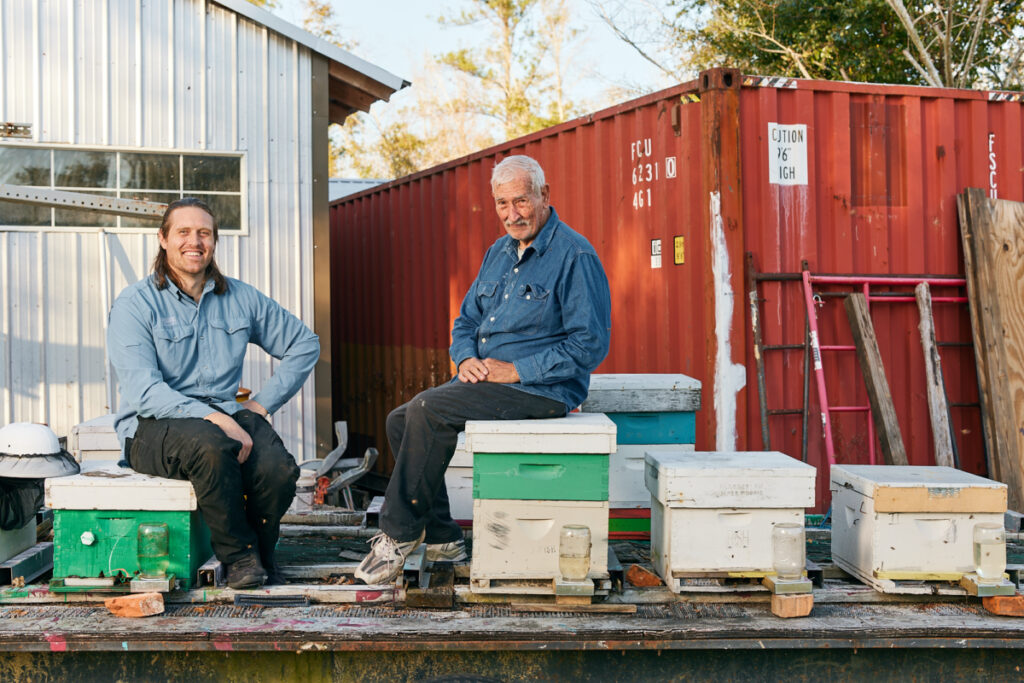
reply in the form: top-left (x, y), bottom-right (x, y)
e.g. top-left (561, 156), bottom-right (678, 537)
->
top-left (465, 412), bottom-right (616, 454)
top-left (830, 465), bottom-right (1006, 513)
top-left (644, 451), bottom-right (815, 508)
top-left (45, 461), bottom-right (197, 511)
top-left (580, 374), bottom-right (701, 413)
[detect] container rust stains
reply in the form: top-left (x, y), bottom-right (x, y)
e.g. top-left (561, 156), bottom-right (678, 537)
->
top-left (331, 69), bottom-right (1024, 508)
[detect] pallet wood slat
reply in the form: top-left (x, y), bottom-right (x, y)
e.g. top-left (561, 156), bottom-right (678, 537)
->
top-left (844, 293), bottom-right (909, 466)
top-left (915, 282), bottom-right (956, 467)
top-left (957, 191), bottom-right (1000, 481)
top-left (958, 189), bottom-right (1024, 509)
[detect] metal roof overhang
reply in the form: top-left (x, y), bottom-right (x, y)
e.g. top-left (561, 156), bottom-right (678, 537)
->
top-left (212, 0), bottom-right (410, 123)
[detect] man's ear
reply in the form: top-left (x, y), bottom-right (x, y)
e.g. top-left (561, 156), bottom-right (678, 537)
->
top-left (541, 184), bottom-right (551, 203)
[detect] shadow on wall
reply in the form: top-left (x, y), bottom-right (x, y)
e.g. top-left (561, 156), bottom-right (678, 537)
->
top-left (0, 334), bottom-right (110, 416)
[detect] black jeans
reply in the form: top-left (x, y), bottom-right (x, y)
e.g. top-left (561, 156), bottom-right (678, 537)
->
top-left (381, 382), bottom-right (566, 543)
top-left (128, 410), bottom-right (300, 565)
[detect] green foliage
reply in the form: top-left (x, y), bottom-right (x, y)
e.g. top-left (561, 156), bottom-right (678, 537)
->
top-left (668, 0), bottom-right (1024, 88)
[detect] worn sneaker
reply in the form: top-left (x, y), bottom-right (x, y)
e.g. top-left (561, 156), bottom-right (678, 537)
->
top-left (425, 539), bottom-right (468, 562)
top-left (354, 530), bottom-right (425, 585)
top-left (226, 553), bottom-right (267, 590)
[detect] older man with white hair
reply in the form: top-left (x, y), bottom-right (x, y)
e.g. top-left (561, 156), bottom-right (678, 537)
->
top-left (355, 155), bottom-right (612, 585)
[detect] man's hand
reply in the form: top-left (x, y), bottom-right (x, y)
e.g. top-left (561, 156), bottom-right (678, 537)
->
top-left (203, 411), bottom-right (253, 463)
top-left (457, 357), bottom-right (489, 383)
top-left (240, 399), bottom-right (268, 418)
top-left (482, 358), bottom-right (519, 383)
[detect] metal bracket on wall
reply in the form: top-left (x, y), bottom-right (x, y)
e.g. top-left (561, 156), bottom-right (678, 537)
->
top-left (0, 184), bottom-right (165, 218)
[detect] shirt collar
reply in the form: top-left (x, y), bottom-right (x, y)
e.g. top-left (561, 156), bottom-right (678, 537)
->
top-left (159, 274), bottom-right (215, 304)
top-left (502, 206), bottom-right (560, 258)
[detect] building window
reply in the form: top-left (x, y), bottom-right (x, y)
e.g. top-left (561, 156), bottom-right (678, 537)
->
top-left (0, 145), bottom-right (245, 231)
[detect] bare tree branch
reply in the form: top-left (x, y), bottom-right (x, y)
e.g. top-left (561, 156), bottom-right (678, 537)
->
top-left (887, 0), bottom-right (945, 85)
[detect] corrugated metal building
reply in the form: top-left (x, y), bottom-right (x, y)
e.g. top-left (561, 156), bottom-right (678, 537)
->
top-left (330, 69), bottom-right (1023, 509)
top-left (0, 0), bottom-right (406, 458)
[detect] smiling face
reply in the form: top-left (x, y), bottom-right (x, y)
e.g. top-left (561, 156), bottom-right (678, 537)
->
top-left (493, 172), bottom-right (550, 249)
top-left (157, 205), bottom-right (216, 285)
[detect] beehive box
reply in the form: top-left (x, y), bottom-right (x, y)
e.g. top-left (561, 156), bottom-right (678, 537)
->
top-left (45, 463), bottom-right (212, 589)
top-left (610, 443), bottom-right (694, 509)
top-left (69, 414), bottom-right (121, 462)
top-left (645, 451), bottom-right (815, 582)
top-left (580, 374), bottom-right (702, 414)
top-left (830, 465), bottom-right (1007, 583)
top-left (469, 498), bottom-right (609, 582)
top-left (467, 413), bottom-right (615, 587)
top-left (464, 412), bottom-right (617, 455)
top-left (444, 432), bottom-right (473, 524)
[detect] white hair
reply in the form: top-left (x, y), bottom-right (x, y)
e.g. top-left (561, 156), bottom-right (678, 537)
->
top-left (491, 155), bottom-right (546, 195)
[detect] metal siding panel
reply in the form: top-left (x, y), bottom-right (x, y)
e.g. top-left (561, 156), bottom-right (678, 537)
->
top-left (0, 0), bottom-right (35, 123)
top-left (107, 0), bottom-right (139, 146)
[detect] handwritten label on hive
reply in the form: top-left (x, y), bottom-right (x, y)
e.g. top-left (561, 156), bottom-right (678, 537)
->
top-left (768, 123), bottom-right (808, 186)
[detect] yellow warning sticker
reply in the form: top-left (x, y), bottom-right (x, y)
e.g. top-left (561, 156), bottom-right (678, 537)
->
top-left (674, 235), bottom-right (685, 265)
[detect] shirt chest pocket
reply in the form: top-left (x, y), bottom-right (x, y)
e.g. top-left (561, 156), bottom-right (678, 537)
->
top-left (208, 317), bottom-right (252, 366)
top-left (153, 324), bottom-right (196, 374)
top-left (512, 282), bottom-right (552, 334)
top-left (476, 281), bottom-right (499, 310)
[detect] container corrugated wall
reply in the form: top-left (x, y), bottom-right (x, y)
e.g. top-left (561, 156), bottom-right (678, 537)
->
top-left (331, 70), bottom-right (1022, 508)
top-left (0, 0), bottom-right (316, 459)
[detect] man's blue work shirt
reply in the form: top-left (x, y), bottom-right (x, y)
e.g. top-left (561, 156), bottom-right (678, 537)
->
top-left (107, 275), bottom-right (320, 447)
top-left (450, 206), bottom-right (611, 410)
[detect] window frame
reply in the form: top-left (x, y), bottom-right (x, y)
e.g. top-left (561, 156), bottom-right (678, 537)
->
top-left (0, 142), bottom-right (248, 234)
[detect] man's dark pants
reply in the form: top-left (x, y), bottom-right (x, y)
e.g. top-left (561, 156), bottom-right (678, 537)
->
top-left (381, 382), bottom-right (566, 544)
top-left (127, 410), bottom-right (300, 565)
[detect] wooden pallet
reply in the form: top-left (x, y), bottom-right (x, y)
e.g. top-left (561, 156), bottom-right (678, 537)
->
top-left (468, 574), bottom-right (612, 596)
top-left (834, 557), bottom-right (968, 595)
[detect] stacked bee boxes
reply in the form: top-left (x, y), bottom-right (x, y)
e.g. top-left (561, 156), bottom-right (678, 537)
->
top-left (466, 412), bottom-right (616, 594)
top-left (645, 451), bottom-right (816, 593)
top-left (45, 462), bottom-right (212, 590)
top-left (580, 374), bottom-right (701, 538)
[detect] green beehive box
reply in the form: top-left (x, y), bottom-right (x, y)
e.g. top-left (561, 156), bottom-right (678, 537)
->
top-left (52, 509), bottom-right (211, 589)
top-left (44, 462), bottom-right (213, 590)
top-left (472, 453), bottom-right (608, 501)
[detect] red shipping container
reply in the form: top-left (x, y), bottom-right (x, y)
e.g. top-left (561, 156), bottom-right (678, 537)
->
top-left (330, 69), bottom-right (1023, 511)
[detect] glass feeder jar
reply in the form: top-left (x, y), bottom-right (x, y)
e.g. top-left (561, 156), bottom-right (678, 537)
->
top-left (137, 522), bottom-right (170, 579)
top-left (771, 523), bottom-right (805, 581)
top-left (973, 523), bottom-right (1006, 583)
top-left (558, 525), bottom-right (591, 581)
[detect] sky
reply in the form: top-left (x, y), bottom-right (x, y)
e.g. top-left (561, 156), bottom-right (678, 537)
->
top-left (275, 0), bottom-right (675, 110)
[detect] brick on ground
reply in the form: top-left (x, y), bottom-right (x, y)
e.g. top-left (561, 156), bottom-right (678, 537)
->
top-left (626, 564), bottom-right (663, 587)
top-left (770, 593), bottom-right (813, 618)
top-left (104, 592), bottom-right (165, 618)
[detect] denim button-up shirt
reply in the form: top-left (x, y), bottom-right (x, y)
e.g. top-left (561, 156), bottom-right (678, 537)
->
top-left (450, 207), bottom-right (611, 410)
top-left (107, 275), bottom-right (320, 446)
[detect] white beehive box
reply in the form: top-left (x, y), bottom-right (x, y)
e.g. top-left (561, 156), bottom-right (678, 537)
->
top-left (444, 432), bottom-right (473, 522)
top-left (830, 465), bottom-right (1007, 583)
top-left (464, 412), bottom-right (616, 455)
top-left (470, 498), bottom-right (608, 582)
top-left (46, 461), bottom-right (198, 511)
top-left (69, 414), bottom-right (122, 462)
top-left (580, 373), bottom-right (701, 413)
top-left (645, 451), bottom-right (815, 580)
top-left (610, 443), bottom-right (694, 509)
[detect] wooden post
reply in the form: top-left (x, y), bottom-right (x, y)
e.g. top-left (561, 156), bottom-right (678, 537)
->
top-left (957, 191), bottom-right (1001, 482)
top-left (915, 282), bottom-right (956, 468)
top-left (844, 293), bottom-right (909, 466)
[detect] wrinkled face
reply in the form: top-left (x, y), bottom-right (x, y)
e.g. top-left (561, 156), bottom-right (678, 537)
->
top-left (158, 206), bottom-right (216, 282)
top-left (493, 173), bottom-right (550, 249)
